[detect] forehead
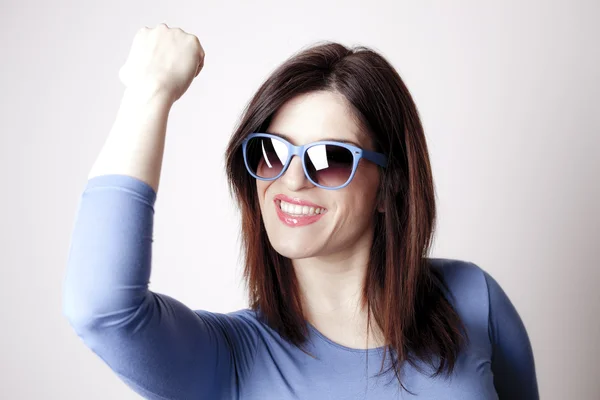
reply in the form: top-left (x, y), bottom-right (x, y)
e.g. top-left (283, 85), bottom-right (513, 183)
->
top-left (266, 91), bottom-right (368, 148)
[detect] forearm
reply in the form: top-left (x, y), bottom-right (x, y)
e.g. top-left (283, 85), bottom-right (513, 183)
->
top-left (88, 86), bottom-right (173, 193)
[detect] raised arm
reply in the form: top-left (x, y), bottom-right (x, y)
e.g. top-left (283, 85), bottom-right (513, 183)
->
top-left (87, 23), bottom-right (204, 192)
top-left (484, 270), bottom-right (540, 399)
top-left (62, 25), bottom-right (253, 399)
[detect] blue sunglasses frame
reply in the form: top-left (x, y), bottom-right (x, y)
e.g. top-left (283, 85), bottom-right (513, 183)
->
top-left (242, 133), bottom-right (388, 190)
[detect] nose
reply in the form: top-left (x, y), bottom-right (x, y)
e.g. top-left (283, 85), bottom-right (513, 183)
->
top-left (281, 156), bottom-right (313, 191)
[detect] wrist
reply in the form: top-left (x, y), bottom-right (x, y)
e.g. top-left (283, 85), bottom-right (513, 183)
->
top-left (122, 84), bottom-right (175, 109)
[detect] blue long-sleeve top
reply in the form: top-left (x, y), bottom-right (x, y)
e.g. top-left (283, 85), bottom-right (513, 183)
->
top-left (62, 174), bottom-right (539, 399)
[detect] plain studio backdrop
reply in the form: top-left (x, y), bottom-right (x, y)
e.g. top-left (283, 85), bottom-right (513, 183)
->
top-left (1, 0), bottom-right (598, 399)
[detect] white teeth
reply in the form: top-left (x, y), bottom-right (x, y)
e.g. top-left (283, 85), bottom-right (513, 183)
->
top-left (278, 200), bottom-right (325, 216)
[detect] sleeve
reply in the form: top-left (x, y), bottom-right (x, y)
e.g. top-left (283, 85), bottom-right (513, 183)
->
top-left (61, 174), bottom-right (256, 400)
top-left (483, 270), bottom-right (540, 400)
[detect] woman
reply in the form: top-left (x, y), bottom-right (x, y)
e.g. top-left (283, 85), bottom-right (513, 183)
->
top-left (62, 24), bottom-right (539, 399)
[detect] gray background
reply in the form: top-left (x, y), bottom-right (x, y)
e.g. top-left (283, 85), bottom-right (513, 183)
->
top-left (1, 0), bottom-right (598, 398)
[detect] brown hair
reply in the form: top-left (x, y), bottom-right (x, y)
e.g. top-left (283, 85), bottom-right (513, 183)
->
top-left (224, 42), bottom-right (468, 393)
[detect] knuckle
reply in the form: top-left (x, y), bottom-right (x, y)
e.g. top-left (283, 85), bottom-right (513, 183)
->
top-left (192, 37), bottom-right (203, 52)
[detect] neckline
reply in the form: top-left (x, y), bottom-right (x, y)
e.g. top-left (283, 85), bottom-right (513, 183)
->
top-left (305, 321), bottom-right (387, 354)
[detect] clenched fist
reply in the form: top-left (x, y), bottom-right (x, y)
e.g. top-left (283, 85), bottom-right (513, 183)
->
top-left (119, 23), bottom-right (205, 102)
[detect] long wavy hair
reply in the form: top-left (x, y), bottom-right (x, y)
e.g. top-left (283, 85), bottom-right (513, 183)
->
top-left (224, 42), bottom-right (468, 393)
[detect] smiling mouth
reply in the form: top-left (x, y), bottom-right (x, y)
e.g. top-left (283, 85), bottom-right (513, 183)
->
top-left (276, 199), bottom-right (327, 216)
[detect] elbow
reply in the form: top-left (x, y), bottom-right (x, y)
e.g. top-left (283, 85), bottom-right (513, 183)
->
top-left (62, 285), bottom-right (151, 337)
top-left (62, 289), bottom-right (101, 336)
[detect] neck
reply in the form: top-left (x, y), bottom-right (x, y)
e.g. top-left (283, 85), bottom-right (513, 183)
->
top-left (293, 248), bottom-right (368, 317)
top-left (291, 227), bottom-right (385, 348)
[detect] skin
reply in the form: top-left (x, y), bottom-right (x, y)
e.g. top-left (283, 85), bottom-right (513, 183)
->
top-left (256, 90), bottom-right (386, 349)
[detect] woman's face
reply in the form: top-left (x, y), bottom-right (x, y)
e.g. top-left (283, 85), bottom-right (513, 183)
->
top-left (256, 90), bottom-right (382, 260)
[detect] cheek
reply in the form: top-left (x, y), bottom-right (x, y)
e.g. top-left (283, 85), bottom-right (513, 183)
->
top-left (340, 196), bottom-right (375, 225)
top-left (346, 165), bottom-right (380, 207)
top-left (256, 180), bottom-right (270, 210)
top-left (336, 184), bottom-right (379, 229)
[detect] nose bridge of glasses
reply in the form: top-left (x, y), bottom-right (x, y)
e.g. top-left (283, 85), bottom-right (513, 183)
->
top-left (281, 143), bottom-right (307, 170)
top-left (288, 143), bottom-right (305, 158)
top-left (285, 152), bottom-right (304, 173)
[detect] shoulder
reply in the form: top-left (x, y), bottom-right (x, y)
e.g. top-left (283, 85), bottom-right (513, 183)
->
top-left (427, 257), bottom-right (496, 348)
top-left (192, 308), bottom-right (263, 345)
top-left (428, 257), bottom-right (511, 317)
top-left (192, 308), bottom-right (289, 355)
top-left (191, 308), bottom-right (265, 387)
top-left (427, 258), bottom-right (539, 397)
top-left (427, 257), bottom-right (528, 349)
top-left (428, 257), bottom-right (494, 305)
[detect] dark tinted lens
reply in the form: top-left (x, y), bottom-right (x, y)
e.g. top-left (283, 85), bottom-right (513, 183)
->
top-left (245, 136), bottom-right (288, 178)
top-left (304, 144), bottom-right (354, 187)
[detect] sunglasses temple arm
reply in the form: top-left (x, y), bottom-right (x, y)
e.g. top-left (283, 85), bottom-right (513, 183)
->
top-left (363, 151), bottom-right (388, 168)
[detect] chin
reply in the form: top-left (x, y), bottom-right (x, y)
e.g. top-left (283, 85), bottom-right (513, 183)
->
top-left (273, 247), bottom-right (309, 260)
top-left (268, 237), bottom-right (320, 260)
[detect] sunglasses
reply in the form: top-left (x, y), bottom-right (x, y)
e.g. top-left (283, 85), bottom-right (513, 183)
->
top-left (242, 133), bottom-right (388, 190)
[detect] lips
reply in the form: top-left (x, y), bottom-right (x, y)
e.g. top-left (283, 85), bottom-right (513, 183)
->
top-left (273, 194), bottom-right (326, 227)
top-left (273, 194), bottom-right (325, 209)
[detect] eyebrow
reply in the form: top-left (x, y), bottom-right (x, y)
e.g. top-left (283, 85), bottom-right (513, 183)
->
top-left (265, 131), bottom-right (363, 148)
